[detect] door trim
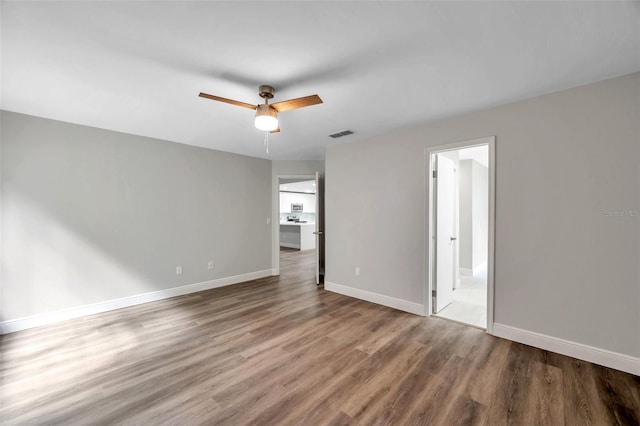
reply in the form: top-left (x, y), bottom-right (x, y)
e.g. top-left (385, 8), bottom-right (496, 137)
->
top-left (424, 136), bottom-right (496, 334)
top-left (272, 174), bottom-right (316, 275)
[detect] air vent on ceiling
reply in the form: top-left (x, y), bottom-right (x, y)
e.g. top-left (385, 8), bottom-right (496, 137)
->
top-left (328, 129), bottom-right (355, 139)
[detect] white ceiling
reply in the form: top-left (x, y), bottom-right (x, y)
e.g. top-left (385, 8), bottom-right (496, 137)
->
top-left (459, 146), bottom-right (488, 168)
top-left (2, 2), bottom-right (638, 160)
top-left (280, 180), bottom-right (316, 194)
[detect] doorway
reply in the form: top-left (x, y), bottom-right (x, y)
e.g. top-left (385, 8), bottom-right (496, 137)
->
top-left (426, 137), bottom-right (495, 331)
top-left (274, 173), bottom-right (325, 284)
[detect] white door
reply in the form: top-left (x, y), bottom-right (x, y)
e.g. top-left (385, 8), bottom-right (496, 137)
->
top-left (435, 154), bottom-right (456, 313)
top-left (314, 171), bottom-right (325, 284)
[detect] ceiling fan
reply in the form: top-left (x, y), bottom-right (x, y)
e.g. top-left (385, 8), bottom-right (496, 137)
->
top-left (199, 85), bottom-right (323, 134)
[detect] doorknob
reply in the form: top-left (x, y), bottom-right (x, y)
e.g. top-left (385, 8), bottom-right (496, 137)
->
top-left (450, 237), bottom-right (457, 241)
top-left (313, 231), bottom-right (324, 235)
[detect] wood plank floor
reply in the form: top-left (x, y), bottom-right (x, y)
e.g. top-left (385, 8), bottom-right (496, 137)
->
top-left (1, 248), bottom-right (639, 425)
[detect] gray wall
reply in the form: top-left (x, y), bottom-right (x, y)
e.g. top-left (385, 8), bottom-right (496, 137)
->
top-left (1, 111), bottom-right (272, 321)
top-left (326, 72), bottom-right (640, 358)
top-left (459, 159), bottom-right (488, 272)
top-left (471, 160), bottom-right (488, 271)
top-left (272, 160), bottom-right (324, 178)
top-left (459, 160), bottom-right (472, 270)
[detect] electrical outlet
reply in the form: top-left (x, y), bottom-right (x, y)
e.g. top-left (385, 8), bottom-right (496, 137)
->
top-left (208, 260), bottom-right (214, 270)
top-left (176, 266), bottom-right (183, 275)
top-left (355, 267), bottom-right (360, 276)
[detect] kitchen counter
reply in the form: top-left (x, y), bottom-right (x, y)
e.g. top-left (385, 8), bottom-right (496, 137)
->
top-left (280, 222), bottom-right (316, 250)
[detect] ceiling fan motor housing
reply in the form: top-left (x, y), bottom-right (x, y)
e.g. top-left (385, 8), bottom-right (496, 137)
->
top-left (259, 85), bottom-right (275, 99)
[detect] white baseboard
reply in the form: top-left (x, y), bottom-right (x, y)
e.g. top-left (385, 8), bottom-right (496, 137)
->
top-left (0, 269), bottom-right (273, 335)
top-left (325, 281), bottom-right (425, 316)
top-left (271, 268), bottom-right (279, 276)
top-left (492, 323), bottom-right (640, 376)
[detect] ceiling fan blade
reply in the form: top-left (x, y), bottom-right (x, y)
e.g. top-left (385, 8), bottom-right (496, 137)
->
top-left (270, 126), bottom-right (280, 134)
top-left (199, 92), bottom-right (257, 110)
top-left (271, 95), bottom-right (323, 113)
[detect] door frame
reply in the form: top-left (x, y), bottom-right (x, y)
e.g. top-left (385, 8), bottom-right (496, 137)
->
top-left (424, 136), bottom-right (496, 334)
top-left (272, 174), bottom-right (316, 275)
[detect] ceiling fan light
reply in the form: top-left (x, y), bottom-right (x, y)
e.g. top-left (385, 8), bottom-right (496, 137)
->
top-left (255, 104), bottom-right (278, 131)
top-left (255, 115), bottom-right (278, 131)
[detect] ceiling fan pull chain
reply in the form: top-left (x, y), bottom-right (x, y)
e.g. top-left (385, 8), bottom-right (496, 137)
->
top-left (264, 131), bottom-right (269, 154)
